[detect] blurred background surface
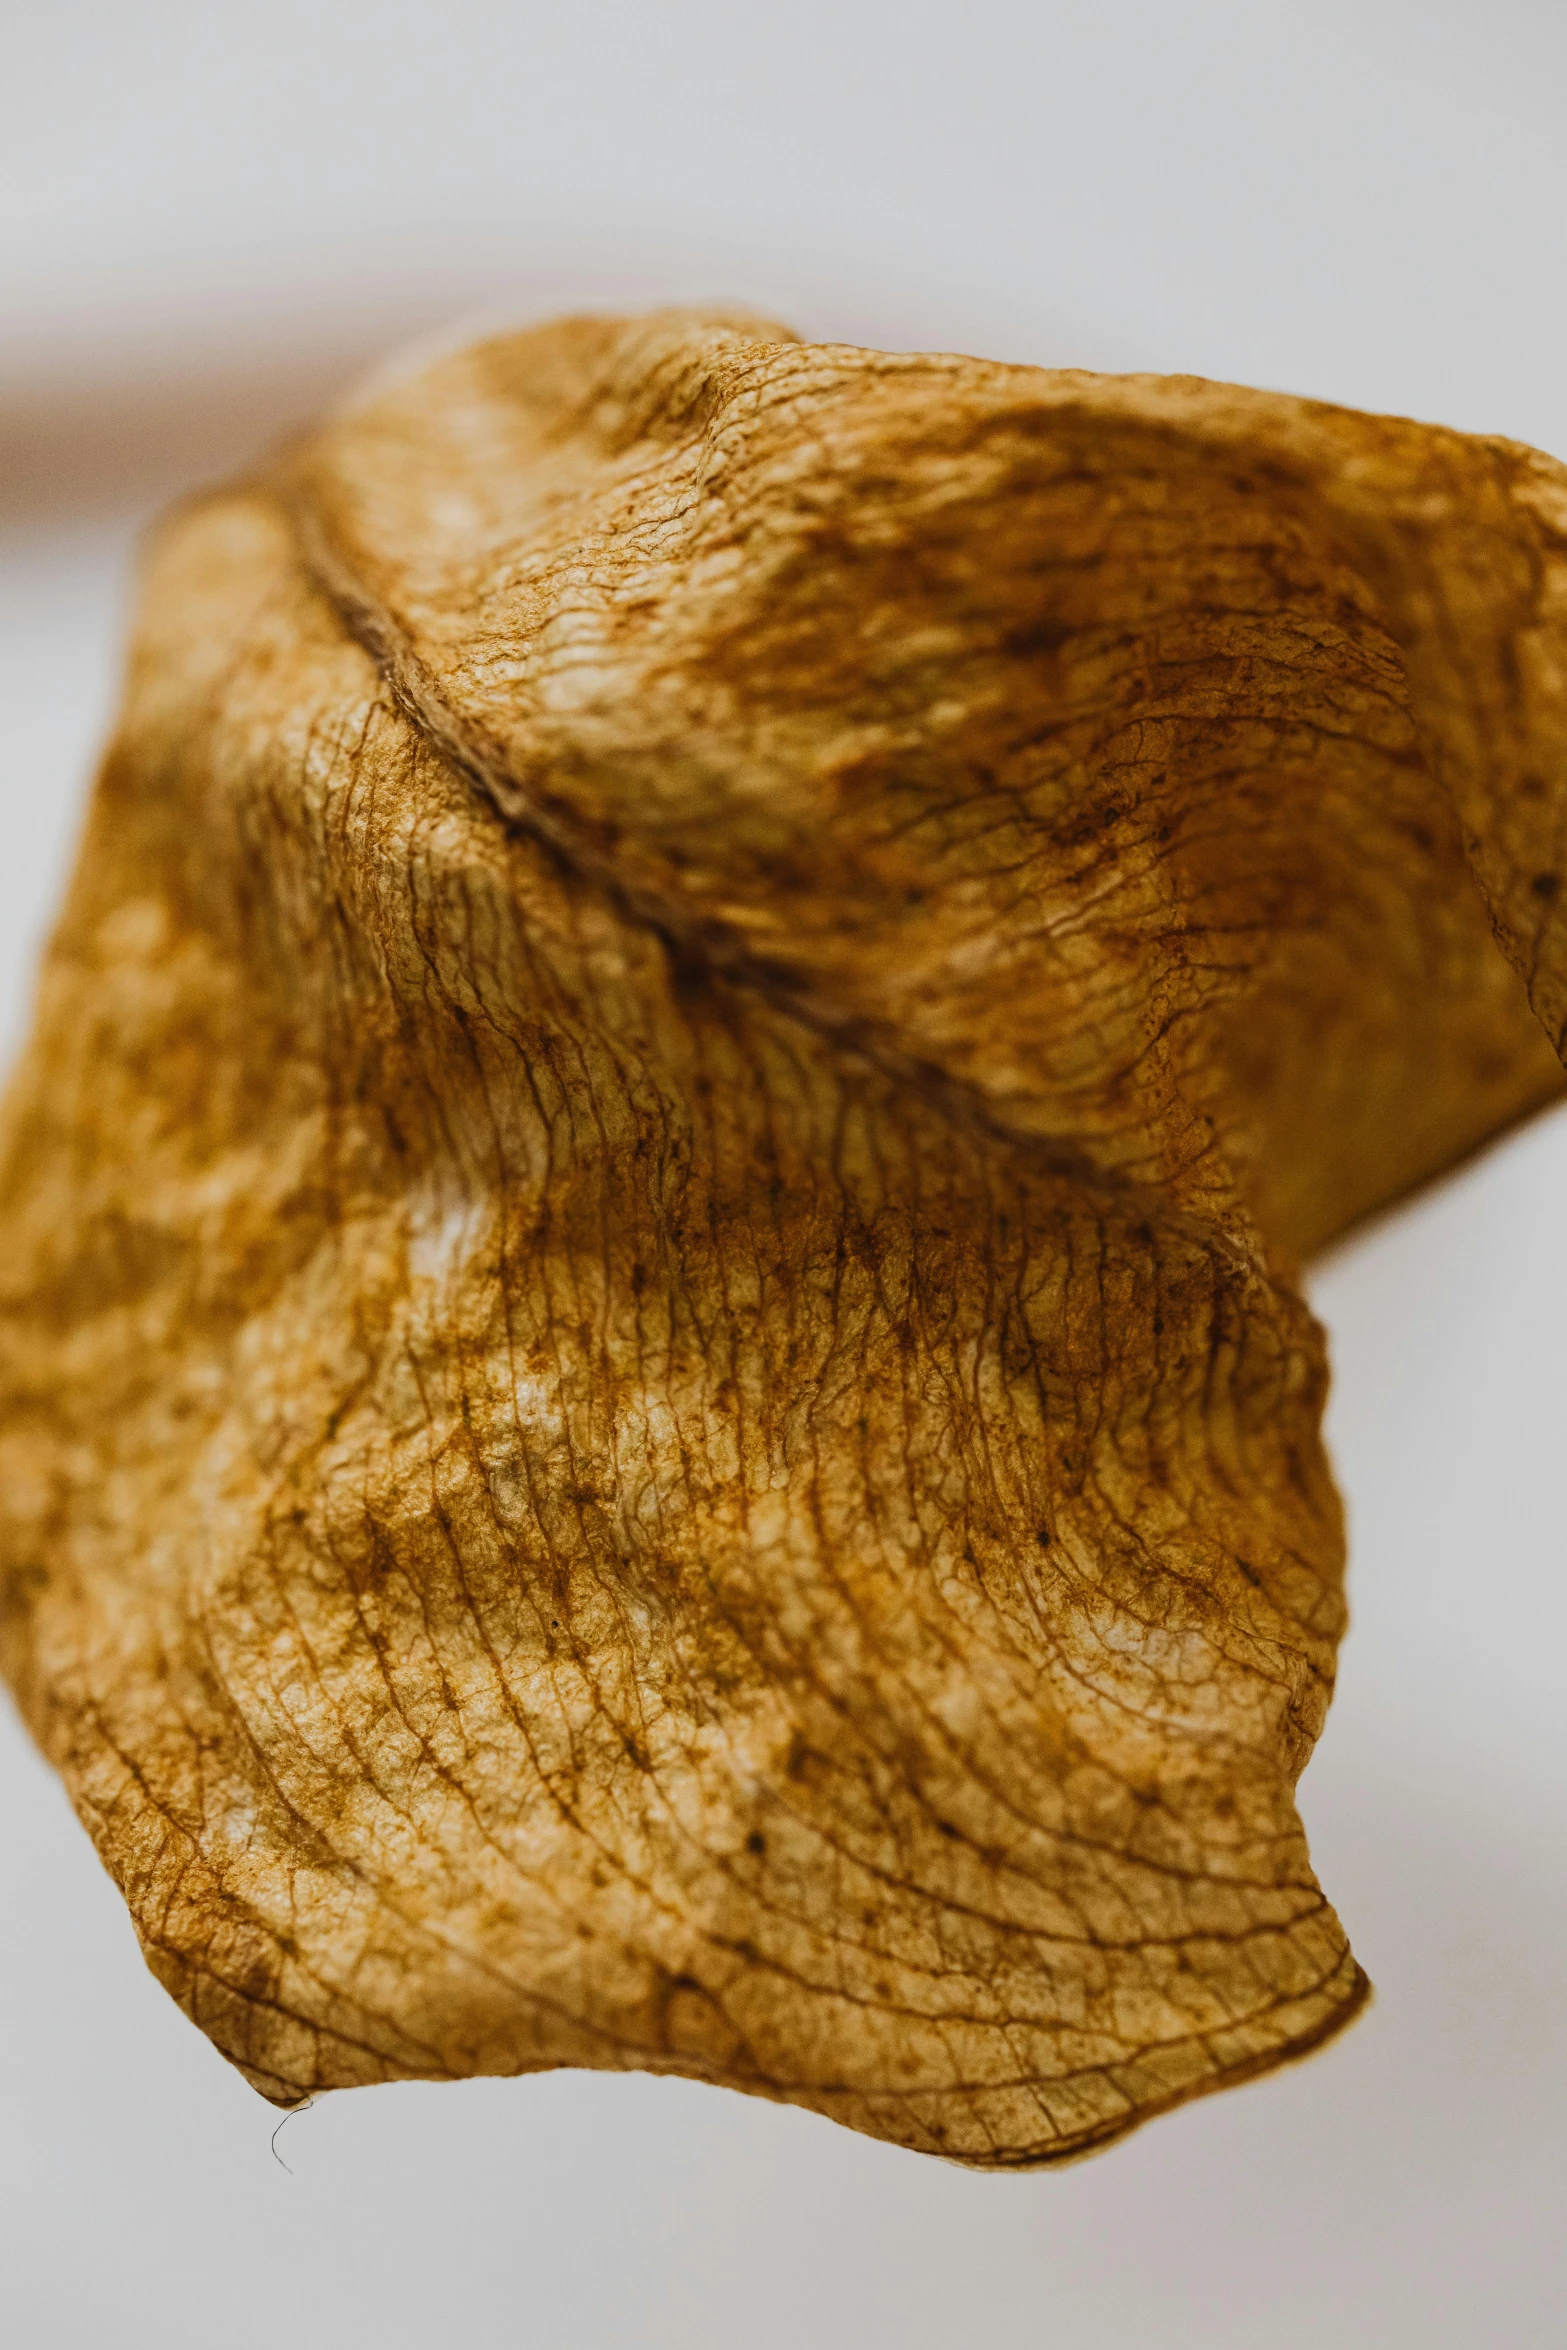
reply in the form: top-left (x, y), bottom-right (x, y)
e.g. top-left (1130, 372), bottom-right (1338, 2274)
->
top-left (3, 5), bottom-right (1565, 2344)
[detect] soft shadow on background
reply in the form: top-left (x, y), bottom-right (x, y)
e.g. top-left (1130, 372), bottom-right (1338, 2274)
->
top-left (3, 6), bottom-right (1564, 2345)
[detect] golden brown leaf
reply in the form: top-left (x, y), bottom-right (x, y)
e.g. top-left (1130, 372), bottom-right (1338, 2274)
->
top-left (2, 310), bottom-right (1564, 2165)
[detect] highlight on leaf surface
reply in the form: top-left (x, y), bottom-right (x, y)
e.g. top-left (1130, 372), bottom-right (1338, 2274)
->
top-left (1, 309), bottom-right (1563, 2168)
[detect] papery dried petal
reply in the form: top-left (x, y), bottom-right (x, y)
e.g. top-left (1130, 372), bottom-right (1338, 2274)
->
top-left (2, 313), bottom-right (1562, 2163)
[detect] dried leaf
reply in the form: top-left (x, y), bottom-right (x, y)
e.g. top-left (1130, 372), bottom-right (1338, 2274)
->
top-left (3, 310), bottom-right (1564, 2166)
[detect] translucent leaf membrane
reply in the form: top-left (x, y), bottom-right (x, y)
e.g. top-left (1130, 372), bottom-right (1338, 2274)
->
top-left (2, 313), bottom-right (1563, 2164)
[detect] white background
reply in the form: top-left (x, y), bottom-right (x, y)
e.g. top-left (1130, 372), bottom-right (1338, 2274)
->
top-left (2, 6), bottom-right (1564, 2343)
